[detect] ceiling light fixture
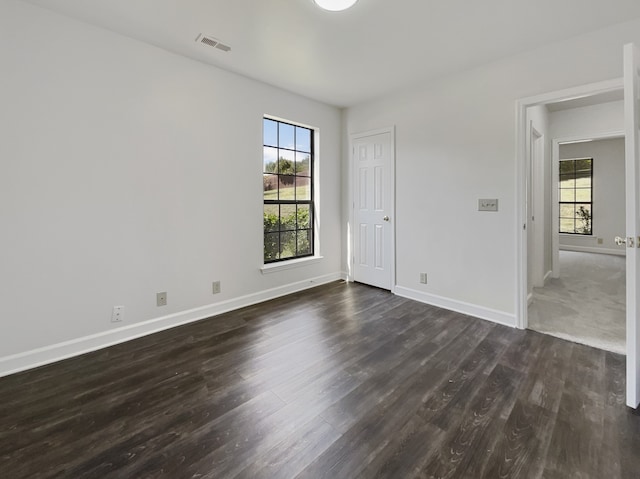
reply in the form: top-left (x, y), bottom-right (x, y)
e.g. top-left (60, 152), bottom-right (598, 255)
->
top-left (313, 0), bottom-right (358, 12)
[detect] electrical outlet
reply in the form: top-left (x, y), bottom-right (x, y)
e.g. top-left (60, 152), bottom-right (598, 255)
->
top-left (420, 273), bottom-right (428, 284)
top-left (597, 238), bottom-right (604, 245)
top-left (212, 281), bottom-right (221, 294)
top-left (111, 306), bottom-right (124, 323)
top-left (156, 292), bottom-right (167, 307)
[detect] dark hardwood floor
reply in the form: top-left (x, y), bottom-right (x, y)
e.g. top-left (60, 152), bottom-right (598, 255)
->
top-left (1, 281), bottom-right (639, 478)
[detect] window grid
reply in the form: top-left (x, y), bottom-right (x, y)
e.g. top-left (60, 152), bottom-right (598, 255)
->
top-left (558, 158), bottom-right (593, 235)
top-left (263, 118), bottom-right (314, 263)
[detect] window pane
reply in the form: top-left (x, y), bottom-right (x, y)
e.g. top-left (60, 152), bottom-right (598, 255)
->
top-left (280, 231), bottom-right (296, 259)
top-left (297, 204), bottom-right (310, 229)
top-left (559, 161), bottom-right (574, 175)
top-left (560, 189), bottom-right (575, 202)
top-left (296, 152), bottom-right (311, 176)
top-left (575, 188), bottom-right (591, 202)
top-left (296, 177), bottom-right (311, 201)
top-left (560, 218), bottom-right (575, 233)
top-left (576, 176), bottom-right (591, 188)
top-left (264, 147), bottom-right (278, 172)
top-left (559, 175), bottom-right (575, 188)
top-left (278, 176), bottom-right (295, 199)
top-left (263, 174), bottom-right (278, 200)
top-left (559, 204), bottom-right (575, 218)
top-left (575, 158), bottom-right (592, 174)
top-left (264, 119), bottom-right (278, 147)
top-left (264, 204), bottom-right (279, 232)
top-left (296, 127), bottom-right (311, 152)
top-left (278, 149), bottom-right (295, 174)
top-left (575, 203), bottom-right (591, 215)
top-left (279, 123), bottom-right (295, 149)
top-left (264, 232), bottom-right (280, 261)
top-left (297, 230), bottom-right (311, 255)
top-left (280, 204), bottom-right (296, 231)
top-left (575, 204), bottom-right (592, 234)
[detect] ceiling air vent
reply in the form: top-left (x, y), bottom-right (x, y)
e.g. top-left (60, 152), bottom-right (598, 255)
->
top-left (196, 34), bottom-right (231, 53)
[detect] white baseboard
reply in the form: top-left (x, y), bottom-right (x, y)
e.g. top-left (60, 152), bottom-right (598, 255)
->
top-left (0, 272), bottom-right (346, 378)
top-left (527, 293), bottom-right (534, 306)
top-left (560, 245), bottom-right (625, 256)
top-left (394, 286), bottom-right (516, 328)
top-left (543, 270), bottom-right (553, 285)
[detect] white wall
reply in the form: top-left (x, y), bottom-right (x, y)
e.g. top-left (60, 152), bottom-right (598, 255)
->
top-left (559, 138), bottom-right (626, 254)
top-left (550, 100), bottom-right (624, 139)
top-left (0, 1), bottom-right (343, 372)
top-left (344, 16), bottom-right (640, 324)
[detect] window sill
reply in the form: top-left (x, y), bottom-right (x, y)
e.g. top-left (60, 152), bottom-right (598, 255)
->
top-left (261, 256), bottom-right (324, 274)
top-left (559, 233), bottom-right (596, 240)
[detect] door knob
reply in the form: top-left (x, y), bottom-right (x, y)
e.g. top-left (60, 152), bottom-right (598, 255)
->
top-left (383, 216), bottom-right (390, 222)
top-left (615, 236), bottom-right (635, 247)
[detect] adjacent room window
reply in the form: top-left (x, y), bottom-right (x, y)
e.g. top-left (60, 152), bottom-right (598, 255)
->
top-left (559, 158), bottom-right (593, 235)
top-left (263, 117), bottom-right (314, 263)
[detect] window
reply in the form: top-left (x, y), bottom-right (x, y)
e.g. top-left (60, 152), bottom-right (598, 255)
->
top-left (263, 118), bottom-right (314, 263)
top-left (559, 158), bottom-right (592, 235)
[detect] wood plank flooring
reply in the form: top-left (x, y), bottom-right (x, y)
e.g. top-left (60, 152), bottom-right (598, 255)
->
top-left (1, 281), bottom-right (639, 478)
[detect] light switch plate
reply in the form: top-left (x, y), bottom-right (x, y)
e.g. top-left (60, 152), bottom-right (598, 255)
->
top-left (478, 199), bottom-right (499, 212)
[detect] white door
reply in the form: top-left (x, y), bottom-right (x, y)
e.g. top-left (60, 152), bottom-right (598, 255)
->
top-left (531, 127), bottom-right (545, 288)
top-left (526, 124), bottom-right (534, 300)
top-left (526, 124), bottom-right (544, 300)
top-left (352, 130), bottom-right (394, 290)
top-left (623, 43), bottom-right (640, 408)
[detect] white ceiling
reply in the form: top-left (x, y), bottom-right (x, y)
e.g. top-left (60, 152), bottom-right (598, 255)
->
top-left (22, 0), bottom-right (640, 107)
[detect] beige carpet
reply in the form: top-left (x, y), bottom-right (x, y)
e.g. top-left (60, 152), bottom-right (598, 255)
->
top-left (528, 250), bottom-right (626, 354)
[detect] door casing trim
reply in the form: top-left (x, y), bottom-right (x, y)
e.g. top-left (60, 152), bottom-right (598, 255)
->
top-left (515, 77), bottom-right (623, 330)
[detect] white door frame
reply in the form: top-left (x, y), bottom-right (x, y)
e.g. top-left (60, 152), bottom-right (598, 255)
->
top-left (550, 131), bottom-right (624, 278)
top-left (515, 78), bottom-right (623, 330)
top-left (348, 126), bottom-right (396, 292)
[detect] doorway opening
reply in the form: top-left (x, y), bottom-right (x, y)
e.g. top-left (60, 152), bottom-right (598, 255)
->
top-left (517, 85), bottom-right (630, 348)
top-left (516, 78), bottom-right (624, 327)
top-left (516, 55), bottom-right (640, 408)
top-left (528, 133), bottom-right (626, 354)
